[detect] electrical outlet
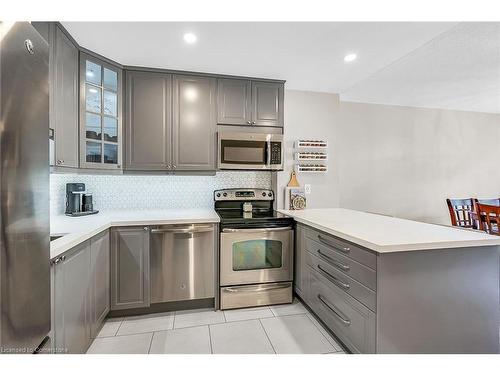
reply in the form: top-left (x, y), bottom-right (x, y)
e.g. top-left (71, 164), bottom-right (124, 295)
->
top-left (304, 184), bottom-right (311, 195)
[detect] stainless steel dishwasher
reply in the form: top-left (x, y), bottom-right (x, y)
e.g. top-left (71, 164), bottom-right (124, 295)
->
top-left (150, 224), bottom-right (215, 303)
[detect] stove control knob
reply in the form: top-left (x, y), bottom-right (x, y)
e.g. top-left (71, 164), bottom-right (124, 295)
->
top-left (268, 192), bottom-right (272, 197)
top-left (262, 192), bottom-right (266, 197)
top-left (216, 193), bottom-right (221, 197)
top-left (223, 192), bottom-right (227, 197)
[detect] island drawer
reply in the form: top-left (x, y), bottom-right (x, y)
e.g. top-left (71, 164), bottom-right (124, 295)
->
top-left (305, 237), bottom-right (377, 291)
top-left (307, 251), bottom-right (376, 311)
top-left (308, 268), bottom-right (376, 354)
top-left (305, 227), bottom-right (376, 269)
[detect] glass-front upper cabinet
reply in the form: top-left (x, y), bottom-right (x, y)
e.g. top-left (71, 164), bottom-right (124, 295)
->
top-left (80, 53), bottom-right (122, 170)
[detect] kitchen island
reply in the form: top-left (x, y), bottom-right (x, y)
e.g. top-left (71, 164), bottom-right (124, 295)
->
top-left (279, 208), bottom-right (500, 354)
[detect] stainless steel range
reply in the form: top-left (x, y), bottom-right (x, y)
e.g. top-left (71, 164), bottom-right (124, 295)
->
top-left (214, 188), bottom-right (294, 310)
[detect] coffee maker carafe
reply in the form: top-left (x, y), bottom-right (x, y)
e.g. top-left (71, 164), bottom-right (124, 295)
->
top-left (65, 183), bottom-right (99, 217)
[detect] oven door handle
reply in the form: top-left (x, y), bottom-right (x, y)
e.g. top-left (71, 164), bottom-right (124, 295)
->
top-left (222, 226), bottom-right (292, 233)
top-left (224, 282), bottom-right (291, 293)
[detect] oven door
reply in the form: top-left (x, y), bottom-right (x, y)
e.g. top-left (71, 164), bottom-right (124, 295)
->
top-left (218, 132), bottom-right (283, 170)
top-left (220, 226), bottom-right (293, 286)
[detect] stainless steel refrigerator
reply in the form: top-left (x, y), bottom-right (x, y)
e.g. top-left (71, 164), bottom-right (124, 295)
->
top-left (0, 22), bottom-right (50, 353)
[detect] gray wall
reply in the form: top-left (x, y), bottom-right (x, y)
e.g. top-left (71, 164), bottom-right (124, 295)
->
top-left (278, 89), bottom-right (500, 225)
top-left (276, 90), bottom-right (340, 209)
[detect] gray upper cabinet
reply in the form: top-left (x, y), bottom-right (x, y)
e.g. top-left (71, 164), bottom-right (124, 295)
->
top-left (216, 79), bottom-right (284, 127)
top-left (52, 241), bottom-right (92, 354)
top-left (53, 25), bottom-right (79, 168)
top-left (251, 81), bottom-right (284, 127)
top-left (217, 78), bottom-right (252, 125)
top-left (124, 71), bottom-right (217, 172)
top-left (110, 227), bottom-right (150, 310)
top-left (172, 75), bottom-right (217, 171)
top-left (125, 71), bottom-right (172, 170)
top-left (89, 230), bottom-right (110, 338)
top-left (79, 52), bottom-right (123, 170)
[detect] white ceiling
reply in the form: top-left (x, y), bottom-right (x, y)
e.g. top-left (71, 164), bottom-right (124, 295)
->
top-left (62, 22), bottom-right (500, 113)
top-left (341, 22), bottom-right (500, 114)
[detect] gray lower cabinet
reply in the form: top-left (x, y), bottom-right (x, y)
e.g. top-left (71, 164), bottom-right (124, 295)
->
top-left (89, 230), bottom-right (110, 338)
top-left (110, 227), bottom-right (150, 310)
top-left (125, 71), bottom-right (172, 170)
top-left (296, 224), bottom-right (377, 354)
top-left (294, 225), bottom-right (309, 301)
top-left (172, 75), bottom-right (217, 171)
top-left (52, 241), bottom-right (91, 354)
top-left (216, 78), bottom-right (284, 127)
top-left (52, 230), bottom-right (110, 353)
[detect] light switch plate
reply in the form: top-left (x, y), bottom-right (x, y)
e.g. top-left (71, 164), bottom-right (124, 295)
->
top-left (304, 184), bottom-right (311, 194)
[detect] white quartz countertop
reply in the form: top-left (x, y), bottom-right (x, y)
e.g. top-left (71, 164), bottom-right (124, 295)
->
top-left (50, 209), bottom-right (220, 260)
top-left (278, 208), bottom-right (500, 253)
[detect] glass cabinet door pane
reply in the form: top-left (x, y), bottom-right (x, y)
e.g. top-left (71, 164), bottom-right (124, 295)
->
top-left (232, 240), bottom-right (282, 271)
top-left (103, 116), bottom-right (118, 142)
top-left (86, 60), bottom-right (102, 85)
top-left (86, 84), bottom-right (101, 113)
top-left (86, 141), bottom-right (102, 163)
top-left (104, 143), bottom-right (118, 164)
top-left (103, 90), bottom-right (117, 116)
top-left (103, 68), bottom-right (118, 91)
top-left (85, 112), bottom-right (101, 140)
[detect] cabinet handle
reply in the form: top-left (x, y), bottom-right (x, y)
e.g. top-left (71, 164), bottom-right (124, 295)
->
top-left (166, 164), bottom-right (171, 169)
top-left (172, 165), bottom-right (177, 169)
top-left (317, 250), bottom-right (350, 271)
top-left (61, 255), bottom-right (66, 261)
top-left (317, 264), bottom-right (350, 290)
top-left (246, 121), bottom-right (251, 125)
top-left (317, 294), bottom-right (351, 326)
top-left (56, 159), bottom-right (64, 165)
top-left (317, 235), bottom-right (350, 254)
top-left (251, 121), bottom-right (256, 125)
top-left (144, 227), bottom-right (149, 231)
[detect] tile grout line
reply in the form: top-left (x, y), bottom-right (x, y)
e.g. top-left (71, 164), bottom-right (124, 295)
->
top-left (305, 313), bottom-right (343, 352)
top-left (207, 324), bottom-right (214, 354)
top-left (258, 319), bottom-right (277, 354)
top-left (147, 332), bottom-right (154, 354)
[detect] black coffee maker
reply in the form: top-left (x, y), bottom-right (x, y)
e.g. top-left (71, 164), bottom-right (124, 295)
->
top-left (65, 183), bottom-right (99, 217)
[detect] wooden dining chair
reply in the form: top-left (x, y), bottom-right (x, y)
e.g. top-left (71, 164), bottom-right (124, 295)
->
top-left (446, 198), bottom-right (475, 228)
top-left (476, 198), bottom-right (500, 206)
top-left (476, 203), bottom-right (500, 235)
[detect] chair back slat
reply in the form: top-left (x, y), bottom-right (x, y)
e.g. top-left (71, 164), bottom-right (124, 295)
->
top-left (446, 198), bottom-right (475, 228)
top-left (476, 203), bottom-right (500, 236)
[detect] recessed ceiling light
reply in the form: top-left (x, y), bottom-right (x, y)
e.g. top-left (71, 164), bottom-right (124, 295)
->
top-left (183, 32), bottom-right (197, 44)
top-left (344, 53), bottom-right (357, 62)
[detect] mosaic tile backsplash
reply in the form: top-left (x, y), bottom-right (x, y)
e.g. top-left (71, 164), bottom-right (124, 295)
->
top-left (50, 172), bottom-right (272, 214)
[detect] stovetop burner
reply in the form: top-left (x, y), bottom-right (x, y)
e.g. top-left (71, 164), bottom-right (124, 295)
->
top-left (214, 188), bottom-right (294, 229)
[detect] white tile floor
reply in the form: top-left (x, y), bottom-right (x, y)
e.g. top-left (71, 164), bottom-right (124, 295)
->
top-left (87, 299), bottom-right (346, 354)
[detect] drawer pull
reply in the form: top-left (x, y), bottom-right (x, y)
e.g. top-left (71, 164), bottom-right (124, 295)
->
top-left (317, 250), bottom-right (350, 271)
top-left (317, 294), bottom-right (351, 326)
top-left (317, 235), bottom-right (350, 254)
top-left (317, 264), bottom-right (350, 290)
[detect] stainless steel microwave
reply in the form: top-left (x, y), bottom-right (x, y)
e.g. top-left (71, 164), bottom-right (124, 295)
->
top-left (217, 132), bottom-right (283, 170)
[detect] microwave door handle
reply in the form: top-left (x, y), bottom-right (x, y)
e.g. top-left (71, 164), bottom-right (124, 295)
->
top-left (266, 141), bottom-right (271, 167)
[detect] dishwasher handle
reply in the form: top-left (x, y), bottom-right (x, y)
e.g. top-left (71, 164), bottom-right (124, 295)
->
top-left (150, 225), bottom-right (214, 234)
